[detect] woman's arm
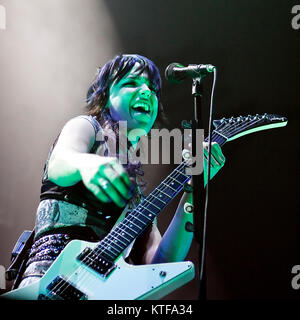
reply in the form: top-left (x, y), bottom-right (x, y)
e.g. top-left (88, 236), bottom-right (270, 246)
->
top-left (131, 142), bottom-right (226, 264)
top-left (48, 117), bottom-right (97, 186)
top-left (152, 142), bottom-right (226, 263)
top-left (150, 191), bottom-right (193, 263)
top-left (48, 117), bottom-right (132, 207)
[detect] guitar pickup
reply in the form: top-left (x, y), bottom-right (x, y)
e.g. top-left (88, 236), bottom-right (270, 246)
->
top-left (40, 276), bottom-right (87, 300)
top-left (77, 247), bottom-right (116, 278)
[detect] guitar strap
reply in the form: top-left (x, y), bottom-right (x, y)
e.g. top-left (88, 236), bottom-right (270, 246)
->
top-left (5, 229), bottom-right (35, 290)
top-left (4, 205), bottom-right (141, 291)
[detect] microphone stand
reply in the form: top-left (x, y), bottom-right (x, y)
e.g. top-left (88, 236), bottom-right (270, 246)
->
top-left (191, 77), bottom-right (207, 301)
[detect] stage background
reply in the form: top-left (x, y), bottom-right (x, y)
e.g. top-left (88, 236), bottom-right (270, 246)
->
top-left (0, 0), bottom-right (299, 299)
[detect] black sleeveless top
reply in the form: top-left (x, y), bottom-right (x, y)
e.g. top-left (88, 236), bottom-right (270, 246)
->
top-left (37, 115), bottom-right (142, 238)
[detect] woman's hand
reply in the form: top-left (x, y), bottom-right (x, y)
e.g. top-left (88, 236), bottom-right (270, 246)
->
top-left (79, 155), bottom-right (133, 208)
top-left (203, 142), bottom-right (225, 185)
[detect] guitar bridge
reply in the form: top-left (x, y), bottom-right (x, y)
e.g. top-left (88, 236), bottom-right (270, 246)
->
top-left (77, 247), bottom-right (116, 278)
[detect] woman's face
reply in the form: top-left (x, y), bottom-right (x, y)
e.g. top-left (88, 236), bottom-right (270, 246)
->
top-left (106, 63), bottom-right (159, 137)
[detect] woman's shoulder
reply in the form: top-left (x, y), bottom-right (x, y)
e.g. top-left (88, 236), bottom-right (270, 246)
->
top-left (70, 115), bottom-right (102, 135)
top-left (53, 115), bottom-right (103, 150)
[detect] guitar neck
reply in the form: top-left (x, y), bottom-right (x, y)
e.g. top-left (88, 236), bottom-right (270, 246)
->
top-left (95, 161), bottom-right (190, 261)
top-left (94, 113), bottom-right (288, 260)
top-left (96, 129), bottom-right (225, 261)
top-left (205, 130), bottom-right (227, 147)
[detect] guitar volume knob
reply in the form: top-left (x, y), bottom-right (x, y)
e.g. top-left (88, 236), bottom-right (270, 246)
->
top-left (159, 271), bottom-right (167, 277)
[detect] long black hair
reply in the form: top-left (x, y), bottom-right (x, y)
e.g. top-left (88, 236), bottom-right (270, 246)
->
top-left (85, 54), bottom-right (166, 129)
top-left (85, 54), bottom-right (167, 199)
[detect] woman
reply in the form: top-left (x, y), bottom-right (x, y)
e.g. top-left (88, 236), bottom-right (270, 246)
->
top-left (17, 54), bottom-right (225, 290)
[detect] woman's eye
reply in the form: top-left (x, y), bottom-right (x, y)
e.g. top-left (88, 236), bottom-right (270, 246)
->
top-left (125, 81), bottom-right (137, 87)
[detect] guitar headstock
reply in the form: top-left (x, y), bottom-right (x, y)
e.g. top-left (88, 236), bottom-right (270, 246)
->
top-left (213, 113), bottom-right (288, 141)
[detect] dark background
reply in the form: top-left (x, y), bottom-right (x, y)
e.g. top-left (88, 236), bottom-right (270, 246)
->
top-left (104, 0), bottom-right (299, 299)
top-left (0, 0), bottom-right (299, 299)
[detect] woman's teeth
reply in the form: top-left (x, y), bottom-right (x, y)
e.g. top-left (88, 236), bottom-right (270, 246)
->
top-left (132, 102), bottom-right (150, 113)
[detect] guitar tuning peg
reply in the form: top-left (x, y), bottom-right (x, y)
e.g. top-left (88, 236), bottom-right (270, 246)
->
top-left (213, 119), bottom-right (222, 128)
top-left (220, 117), bottom-right (228, 125)
top-left (184, 183), bottom-right (193, 193)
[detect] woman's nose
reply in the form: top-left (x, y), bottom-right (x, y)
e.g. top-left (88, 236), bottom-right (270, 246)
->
top-left (139, 84), bottom-right (151, 99)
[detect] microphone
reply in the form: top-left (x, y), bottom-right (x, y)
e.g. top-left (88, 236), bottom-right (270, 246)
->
top-left (165, 62), bottom-right (216, 84)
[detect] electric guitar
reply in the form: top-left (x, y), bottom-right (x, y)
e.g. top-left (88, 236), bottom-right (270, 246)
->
top-left (2, 113), bottom-right (287, 300)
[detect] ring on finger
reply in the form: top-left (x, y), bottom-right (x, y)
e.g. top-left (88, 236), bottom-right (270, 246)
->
top-left (99, 177), bottom-right (109, 189)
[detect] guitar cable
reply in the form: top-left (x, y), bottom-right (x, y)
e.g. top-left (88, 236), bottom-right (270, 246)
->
top-left (198, 67), bottom-right (217, 300)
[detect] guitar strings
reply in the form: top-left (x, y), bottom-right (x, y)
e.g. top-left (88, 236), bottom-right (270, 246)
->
top-left (47, 162), bottom-right (189, 299)
top-left (215, 117), bottom-right (264, 139)
top-left (90, 116), bottom-right (267, 270)
top-left (47, 129), bottom-right (224, 299)
top-left (46, 126), bottom-right (232, 297)
top-left (46, 118), bottom-right (248, 299)
top-left (45, 125), bottom-right (231, 299)
top-left (102, 128), bottom-right (226, 258)
top-left (75, 163), bottom-right (191, 293)
top-left (95, 162), bottom-right (191, 253)
top-left (76, 161), bottom-right (190, 293)
top-left (89, 129), bottom-right (226, 260)
top-left (44, 160), bottom-right (190, 299)
top-left (221, 118), bottom-right (262, 136)
top-left (88, 160), bottom-right (189, 258)
top-left (70, 125), bottom-right (228, 296)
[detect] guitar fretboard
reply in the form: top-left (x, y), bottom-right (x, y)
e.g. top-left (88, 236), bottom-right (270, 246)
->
top-left (94, 129), bottom-right (228, 261)
top-left (94, 160), bottom-right (191, 261)
top-left (89, 113), bottom-right (287, 261)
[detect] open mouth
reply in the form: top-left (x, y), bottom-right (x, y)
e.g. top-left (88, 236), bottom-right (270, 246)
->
top-left (131, 101), bottom-right (151, 114)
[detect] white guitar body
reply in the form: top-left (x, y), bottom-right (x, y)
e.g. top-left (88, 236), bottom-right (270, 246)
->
top-left (2, 240), bottom-right (195, 300)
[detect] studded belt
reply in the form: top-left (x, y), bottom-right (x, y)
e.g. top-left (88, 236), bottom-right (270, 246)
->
top-left (26, 233), bottom-right (72, 267)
